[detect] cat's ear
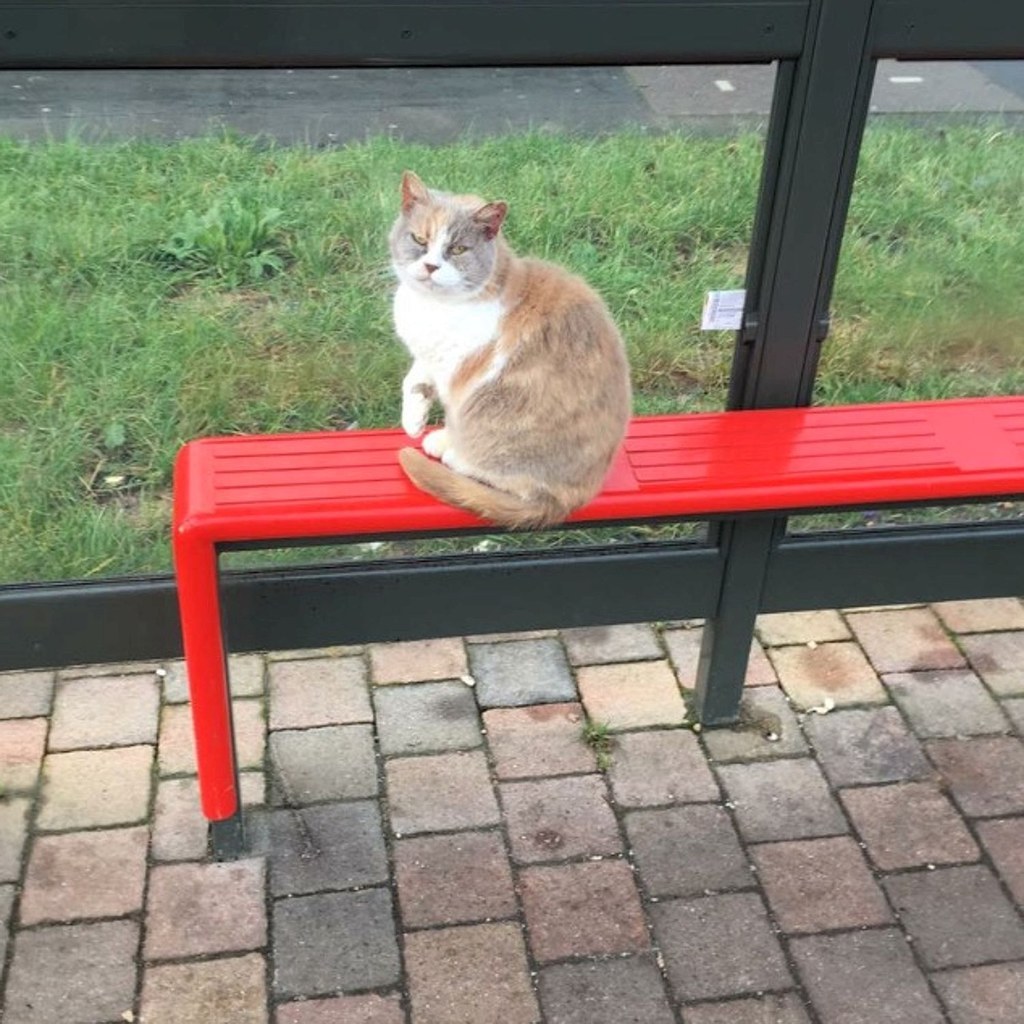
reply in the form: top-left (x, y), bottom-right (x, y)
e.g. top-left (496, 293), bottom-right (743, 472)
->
top-left (401, 171), bottom-right (430, 214)
top-left (472, 201), bottom-right (508, 240)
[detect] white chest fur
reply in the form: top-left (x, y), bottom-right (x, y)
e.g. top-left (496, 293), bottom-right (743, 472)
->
top-left (393, 283), bottom-right (504, 401)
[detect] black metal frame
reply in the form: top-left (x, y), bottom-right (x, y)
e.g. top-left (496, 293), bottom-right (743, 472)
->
top-left (2, 1), bottom-right (1023, 722)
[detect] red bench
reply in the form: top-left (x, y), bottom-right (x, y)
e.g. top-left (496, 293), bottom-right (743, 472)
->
top-left (173, 396), bottom-right (1024, 850)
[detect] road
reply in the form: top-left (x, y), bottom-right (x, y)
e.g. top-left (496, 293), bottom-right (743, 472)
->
top-left (0, 61), bottom-right (1021, 144)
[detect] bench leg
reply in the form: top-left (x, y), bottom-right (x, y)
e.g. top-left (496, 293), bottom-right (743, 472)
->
top-left (210, 814), bottom-right (246, 860)
top-left (694, 519), bottom-right (776, 725)
top-left (173, 532), bottom-right (243, 852)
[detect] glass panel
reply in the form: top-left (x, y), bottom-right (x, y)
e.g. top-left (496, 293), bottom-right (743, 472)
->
top-left (0, 65), bottom-right (774, 582)
top-left (794, 59), bottom-right (1024, 535)
top-left (819, 60), bottom-right (1024, 405)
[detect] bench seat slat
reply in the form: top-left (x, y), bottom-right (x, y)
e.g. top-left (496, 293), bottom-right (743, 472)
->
top-left (174, 396), bottom-right (1024, 544)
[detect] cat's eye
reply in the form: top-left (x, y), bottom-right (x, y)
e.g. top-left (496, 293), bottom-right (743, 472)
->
top-left (449, 244), bottom-right (468, 256)
top-left (410, 233), bottom-right (428, 246)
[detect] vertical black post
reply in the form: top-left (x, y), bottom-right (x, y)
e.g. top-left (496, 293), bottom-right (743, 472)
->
top-left (695, 0), bottom-right (878, 724)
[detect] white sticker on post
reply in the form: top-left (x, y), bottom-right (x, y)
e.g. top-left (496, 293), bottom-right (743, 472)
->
top-left (701, 289), bottom-right (746, 331)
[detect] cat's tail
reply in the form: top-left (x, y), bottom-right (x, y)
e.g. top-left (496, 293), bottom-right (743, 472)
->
top-left (398, 447), bottom-right (569, 529)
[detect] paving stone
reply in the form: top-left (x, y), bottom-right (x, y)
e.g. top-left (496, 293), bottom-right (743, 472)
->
top-left (483, 702), bottom-right (596, 778)
top-left (268, 725), bottom-right (377, 804)
top-left (750, 836), bottom-right (891, 934)
top-left (21, 826), bottom-right (148, 925)
top-left (0, 718), bottom-right (46, 791)
top-left (141, 953), bottom-right (267, 1024)
top-left (49, 672), bottom-right (159, 750)
top-left (702, 687), bottom-right (808, 762)
top-left (661, 628), bottom-right (703, 686)
top-left (0, 798), bottom-right (30, 882)
top-left (803, 706), bottom-right (931, 786)
top-left (976, 818), bottom-right (1024, 904)
top-left (395, 830), bottom-right (516, 928)
top-left (846, 606), bottom-right (965, 672)
top-left (255, 801), bottom-right (388, 897)
top-left (0, 883), bottom-right (13, 973)
top-left (162, 653), bottom-right (265, 703)
top-left (240, 770), bottom-right (266, 805)
top-left (884, 864), bottom-right (1024, 969)
top-left (577, 660), bottom-right (687, 730)
top-left (562, 622), bottom-right (663, 665)
top-left (933, 597), bottom-right (1024, 633)
top-left (269, 657), bottom-right (372, 730)
top-left (789, 929), bottom-right (945, 1024)
top-left (608, 728), bottom-right (719, 806)
top-left (839, 781), bottom-right (979, 870)
top-left (771, 641), bottom-right (886, 709)
top-left (160, 698), bottom-right (265, 775)
top-left (501, 774), bottom-right (621, 863)
top-left (275, 994), bottom-right (404, 1024)
top-left (61, 659), bottom-right (157, 679)
top-left (664, 629), bottom-right (776, 688)
top-left (386, 750), bottom-right (499, 834)
top-left (157, 703), bottom-right (191, 773)
top-left (267, 646), bottom-right (364, 662)
top-left (230, 653), bottom-right (268, 694)
top-left (884, 669), bottom-right (1008, 737)
top-left (467, 628), bottom-right (557, 643)
top-left (273, 888), bottom-right (400, 998)
top-left (405, 921), bottom-right (539, 1024)
top-left (756, 610), bottom-right (851, 646)
top-left (3, 919), bottom-right (139, 1024)
top-left (233, 699), bottom-right (268, 769)
top-left (681, 993), bottom-right (812, 1024)
top-left (1004, 697), bottom-right (1024, 733)
top-left (37, 745), bottom-right (153, 829)
top-left (742, 638), bottom-right (778, 686)
top-left (925, 736), bottom-right (1024, 816)
top-left (468, 637), bottom-right (576, 707)
top-left (145, 858), bottom-right (267, 960)
top-left (368, 636), bottom-right (467, 683)
top-left (538, 955), bottom-right (675, 1024)
top-left (932, 961), bottom-right (1024, 1024)
top-left (651, 892), bottom-right (792, 1002)
top-left (0, 670), bottom-right (54, 719)
top-left (151, 773), bottom-right (263, 862)
top-left (716, 759), bottom-right (847, 842)
top-left (152, 776), bottom-right (208, 861)
top-left (959, 631), bottom-right (1024, 696)
top-left (373, 680), bottom-right (481, 754)
top-left (625, 805), bottom-right (751, 897)
top-left (519, 859), bottom-right (649, 961)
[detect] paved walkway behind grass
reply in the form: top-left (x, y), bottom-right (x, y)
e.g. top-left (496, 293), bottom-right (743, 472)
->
top-left (3, 600), bottom-right (1024, 1023)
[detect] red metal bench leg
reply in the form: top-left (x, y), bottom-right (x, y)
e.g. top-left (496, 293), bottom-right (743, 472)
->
top-left (173, 530), bottom-right (243, 858)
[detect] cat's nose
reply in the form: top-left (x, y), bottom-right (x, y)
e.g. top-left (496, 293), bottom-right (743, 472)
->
top-left (423, 262), bottom-right (439, 275)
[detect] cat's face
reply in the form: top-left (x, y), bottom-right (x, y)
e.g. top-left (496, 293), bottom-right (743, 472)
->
top-left (390, 171), bottom-right (507, 299)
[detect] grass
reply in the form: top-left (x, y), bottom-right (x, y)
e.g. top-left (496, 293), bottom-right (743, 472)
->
top-left (1, 123), bottom-right (1023, 583)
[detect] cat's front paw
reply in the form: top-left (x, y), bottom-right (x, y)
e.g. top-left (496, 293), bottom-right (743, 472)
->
top-left (422, 428), bottom-right (450, 459)
top-left (401, 393), bottom-right (431, 437)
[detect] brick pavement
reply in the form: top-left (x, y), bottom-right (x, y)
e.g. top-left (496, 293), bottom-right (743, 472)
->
top-left (1, 600), bottom-right (1024, 1022)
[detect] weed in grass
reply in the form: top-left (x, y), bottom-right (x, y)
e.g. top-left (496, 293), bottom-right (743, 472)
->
top-left (156, 188), bottom-right (291, 286)
top-left (582, 720), bottom-right (615, 771)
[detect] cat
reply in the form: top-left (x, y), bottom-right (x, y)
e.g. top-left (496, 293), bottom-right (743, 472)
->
top-left (390, 171), bottom-right (631, 528)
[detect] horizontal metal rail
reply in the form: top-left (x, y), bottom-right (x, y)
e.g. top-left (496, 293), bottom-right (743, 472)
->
top-left (0, 1), bottom-right (808, 68)
top-left (3, 519), bottom-right (1023, 671)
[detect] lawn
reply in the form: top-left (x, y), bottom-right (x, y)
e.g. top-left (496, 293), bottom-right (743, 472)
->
top-left (1, 123), bottom-right (1022, 583)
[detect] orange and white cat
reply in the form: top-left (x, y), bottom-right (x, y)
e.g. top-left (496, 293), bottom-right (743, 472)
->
top-left (391, 171), bottom-right (631, 528)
